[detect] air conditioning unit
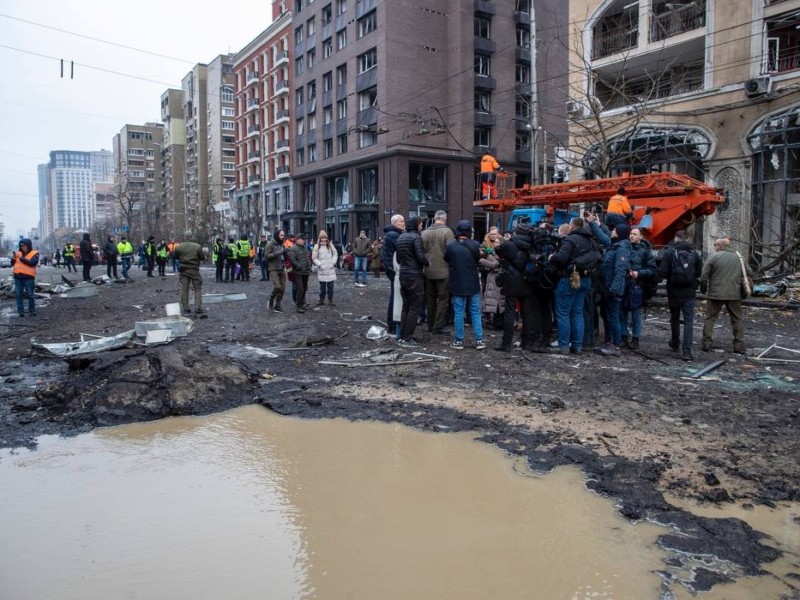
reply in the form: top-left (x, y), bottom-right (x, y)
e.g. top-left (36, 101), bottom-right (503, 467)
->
top-left (744, 75), bottom-right (772, 98)
top-left (566, 100), bottom-right (586, 119)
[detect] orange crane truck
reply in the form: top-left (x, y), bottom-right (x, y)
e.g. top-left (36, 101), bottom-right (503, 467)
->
top-left (474, 172), bottom-right (726, 248)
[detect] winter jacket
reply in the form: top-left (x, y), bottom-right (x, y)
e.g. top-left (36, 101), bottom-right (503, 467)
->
top-left (700, 247), bottom-right (746, 300)
top-left (369, 243), bottom-right (382, 270)
top-left (658, 241), bottom-right (702, 300)
top-left (600, 239), bottom-right (632, 298)
top-left (352, 236), bottom-right (371, 257)
top-left (104, 239), bottom-right (119, 260)
top-left (422, 223), bottom-right (455, 280)
top-left (313, 244), bottom-right (338, 282)
top-left (79, 238), bottom-right (93, 264)
top-left (548, 226), bottom-right (595, 275)
top-left (174, 242), bottom-right (205, 269)
top-left (381, 225), bottom-right (403, 272)
top-left (264, 240), bottom-right (286, 271)
top-left (395, 230), bottom-right (429, 279)
top-left (287, 244), bottom-right (312, 275)
top-left (627, 239), bottom-right (657, 280)
top-left (444, 237), bottom-right (481, 296)
top-left (495, 237), bottom-right (533, 297)
top-left (479, 255), bottom-right (505, 315)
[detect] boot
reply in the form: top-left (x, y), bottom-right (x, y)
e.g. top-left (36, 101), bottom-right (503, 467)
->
top-left (620, 335), bottom-right (630, 348)
top-left (328, 298), bottom-right (336, 307)
top-left (268, 296), bottom-right (274, 311)
top-left (317, 298), bottom-right (325, 306)
top-left (629, 337), bottom-right (639, 350)
top-left (273, 304), bottom-right (284, 313)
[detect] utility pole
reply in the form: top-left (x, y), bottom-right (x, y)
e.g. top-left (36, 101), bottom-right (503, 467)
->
top-left (530, 4), bottom-right (540, 185)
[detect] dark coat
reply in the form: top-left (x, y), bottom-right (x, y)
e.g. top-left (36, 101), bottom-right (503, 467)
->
top-left (600, 239), bottom-right (631, 298)
top-left (658, 240), bottom-right (702, 300)
top-left (628, 239), bottom-right (657, 280)
top-left (444, 237), bottom-right (481, 296)
top-left (548, 226), bottom-right (595, 274)
top-left (495, 237), bottom-right (532, 297)
top-left (395, 230), bottom-right (429, 278)
top-left (287, 243), bottom-right (312, 275)
top-left (381, 225), bottom-right (403, 272)
top-left (79, 238), bottom-right (93, 265)
top-left (104, 239), bottom-right (119, 259)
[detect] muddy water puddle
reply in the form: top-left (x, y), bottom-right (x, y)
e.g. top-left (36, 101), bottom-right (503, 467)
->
top-left (0, 405), bottom-right (792, 599)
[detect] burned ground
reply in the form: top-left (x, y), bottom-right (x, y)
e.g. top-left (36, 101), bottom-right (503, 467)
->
top-left (1, 265), bottom-right (798, 595)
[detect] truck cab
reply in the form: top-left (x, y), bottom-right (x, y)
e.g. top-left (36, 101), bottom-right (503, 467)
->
top-left (507, 207), bottom-right (578, 233)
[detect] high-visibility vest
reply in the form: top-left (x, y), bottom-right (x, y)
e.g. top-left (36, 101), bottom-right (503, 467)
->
top-left (480, 154), bottom-right (500, 173)
top-left (212, 243), bottom-right (222, 263)
top-left (12, 250), bottom-right (38, 277)
top-left (157, 245), bottom-right (168, 259)
top-left (238, 240), bottom-right (251, 257)
top-left (607, 194), bottom-right (632, 216)
top-left (227, 242), bottom-right (239, 259)
top-left (63, 244), bottom-right (75, 257)
top-left (117, 241), bottom-right (133, 257)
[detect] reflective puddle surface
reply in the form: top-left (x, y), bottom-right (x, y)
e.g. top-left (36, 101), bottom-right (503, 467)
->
top-left (0, 405), bottom-right (795, 599)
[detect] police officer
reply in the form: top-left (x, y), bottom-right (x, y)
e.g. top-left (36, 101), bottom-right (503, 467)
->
top-left (237, 234), bottom-right (252, 281)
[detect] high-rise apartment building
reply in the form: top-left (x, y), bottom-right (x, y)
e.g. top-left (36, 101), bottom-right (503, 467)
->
top-left (182, 55), bottom-right (236, 238)
top-left (288, 0), bottom-right (566, 245)
top-left (231, 9), bottom-right (292, 236)
top-left (568, 0), bottom-right (800, 267)
top-left (112, 123), bottom-right (164, 240)
top-left (160, 88), bottom-right (188, 236)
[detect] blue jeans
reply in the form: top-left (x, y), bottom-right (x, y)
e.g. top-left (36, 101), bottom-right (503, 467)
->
top-left (120, 257), bottom-right (131, 279)
top-left (354, 256), bottom-right (368, 284)
top-left (604, 295), bottom-right (623, 347)
top-left (554, 276), bottom-right (591, 351)
top-left (15, 277), bottom-right (35, 315)
top-left (452, 294), bottom-right (483, 343)
top-left (620, 307), bottom-right (643, 340)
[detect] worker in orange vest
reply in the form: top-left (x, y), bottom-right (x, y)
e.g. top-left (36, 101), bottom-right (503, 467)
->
top-left (480, 152), bottom-right (506, 200)
top-left (605, 186), bottom-right (634, 230)
top-left (12, 237), bottom-right (40, 317)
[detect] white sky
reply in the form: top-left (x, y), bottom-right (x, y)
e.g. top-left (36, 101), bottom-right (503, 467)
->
top-left (0, 0), bottom-right (272, 239)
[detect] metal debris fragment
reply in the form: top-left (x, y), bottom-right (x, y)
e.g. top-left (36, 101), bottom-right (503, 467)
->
top-left (690, 359), bottom-right (728, 379)
top-left (31, 330), bottom-right (135, 357)
top-left (754, 343), bottom-right (800, 364)
top-left (201, 293), bottom-right (247, 304)
top-left (134, 316), bottom-right (194, 338)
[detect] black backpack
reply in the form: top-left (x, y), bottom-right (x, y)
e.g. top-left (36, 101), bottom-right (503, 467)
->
top-left (572, 238), bottom-right (602, 275)
top-left (670, 248), bottom-right (698, 286)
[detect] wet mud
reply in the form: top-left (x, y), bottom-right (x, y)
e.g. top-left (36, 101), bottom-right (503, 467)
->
top-left (1, 266), bottom-right (799, 596)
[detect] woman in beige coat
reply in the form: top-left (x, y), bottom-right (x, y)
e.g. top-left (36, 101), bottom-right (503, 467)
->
top-left (313, 231), bottom-right (339, 306)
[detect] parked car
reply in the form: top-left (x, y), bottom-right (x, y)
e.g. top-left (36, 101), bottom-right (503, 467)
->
top-left (0, 256), bottom-right (11, 268)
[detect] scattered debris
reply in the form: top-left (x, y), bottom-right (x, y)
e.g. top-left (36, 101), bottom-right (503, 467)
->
top-left (60, 283), bottom-right (100, 298)
top-left (319, 349), bottom-right (450, 368)
top-left (31, 330), bottom-right (136, 357)
top-left (754, 343), bottom-right (800, 364)
top-left (143, 330), bottom-right (173, 345)
top-left (366, 325), bottom-right (388, 340)
top-left (134, 316), bottom-right (194, 339)
top-left (242, 345), bottom-right (279, 358)
top-left (690, 359), bottom-right (728, 379)
top-left (201, 293), bottom-right (247, 304)
top-left (339, 312), bottom-right (374, 322)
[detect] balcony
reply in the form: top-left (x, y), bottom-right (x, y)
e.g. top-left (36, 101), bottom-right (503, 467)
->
top-left (248, 150), bottom-right (261, 163)
top-left (248, 174), bottom-right (261, 186)
top-left (275, 109), bottom-right (290, 124)
top-left (474, 37), bottom-right (496, 55)
top-left (276, 165), bottom-right (291, 178)
top-left (474, 74), bottom-right (496, 90)
top-left (275, 50), bottom-right (289, 66)
top-left (246, 71), bottom-right (259, 86)
top-left (516, 46), bottom-right (531, 63)
top-left (247, 124), bottom-right (260, 137)
top-left (514, 10), bottom-right (531, 27)
top-left (592, 26), bottom-right (638, 60)
top-left (474, 111), bottom-right (496, 127)
top-left (356, 68), bottom-right (378, 92)
top-left (246, 98), bottom-right (260, 113)
top-left (276, 139), bottom-right (290, 153)
top-left (474, 0), bottom-right (495, 18)
top-left (357, 107), bottom-right (378, 126)
top-left (275, 80), bottom-right (289, 95)
top-left (649, 2), bottom-right (706, 43)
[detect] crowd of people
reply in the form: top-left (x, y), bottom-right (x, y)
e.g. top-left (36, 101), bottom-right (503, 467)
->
top-left (10, 208), bottom-right (753, 359)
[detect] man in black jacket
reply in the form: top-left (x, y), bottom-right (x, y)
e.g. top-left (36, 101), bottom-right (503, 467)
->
top-left (381, 214), bottom-right (405, 334)
top-left (494, 225), bottom-right (536, 352)
top-left (548, 217), bottom-right (597, 355)
top-left (444, 220), bottom-right (484, 350)
top-left (395, 216), bottom-right (429, 347)
top-left (658, 229), bottom-right (702, 361)
top-left (79, 233), bottom-right (93, 282)
top-left (104, 235), bottom-right (119, 280)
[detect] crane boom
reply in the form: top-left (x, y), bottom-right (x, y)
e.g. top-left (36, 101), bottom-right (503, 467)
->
top-left (473, 173), bottom-right (726, 247)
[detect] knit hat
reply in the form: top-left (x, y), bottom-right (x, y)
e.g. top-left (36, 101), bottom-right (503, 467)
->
top-left (455, 220), bottom-right (472, 236)
top-left (614, 223), bottom-right (631, 239)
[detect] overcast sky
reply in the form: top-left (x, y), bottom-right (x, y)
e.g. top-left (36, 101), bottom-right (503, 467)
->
top-left (0, 0), bottom-right (271, 239)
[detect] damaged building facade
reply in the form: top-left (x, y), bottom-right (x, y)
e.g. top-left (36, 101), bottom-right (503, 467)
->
top-left (568, 0), bottom-right (800, 269)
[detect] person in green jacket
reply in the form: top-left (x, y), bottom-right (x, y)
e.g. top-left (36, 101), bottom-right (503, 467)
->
top-left (225, 236), bottom-right (238, 283)
top-left (156, 239), bottom-right (169, 276)
top-left (700, 237), bottom-right (749, 354)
